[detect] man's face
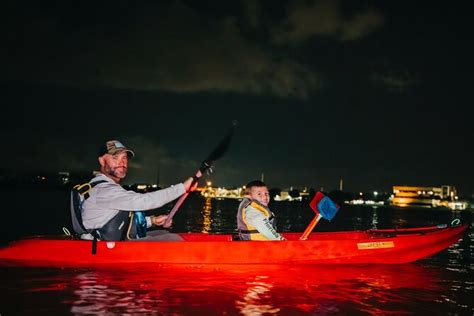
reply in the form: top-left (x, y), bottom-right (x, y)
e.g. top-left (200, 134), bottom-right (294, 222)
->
top-left (248, 186), bottom-right (270, 206)
top-left (99, 151), bottom-right (129, 181)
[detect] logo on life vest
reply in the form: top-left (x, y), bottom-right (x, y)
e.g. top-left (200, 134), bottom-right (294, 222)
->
top-left (357, 241), bottom-right (395, 250)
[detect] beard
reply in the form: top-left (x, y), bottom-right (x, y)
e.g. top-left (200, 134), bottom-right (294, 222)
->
top-left (105, 165), bottom-right (128, 179)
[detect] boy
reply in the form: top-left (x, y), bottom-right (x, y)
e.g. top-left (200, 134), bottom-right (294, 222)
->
top-left (237, 180), bottom-right (285, 240)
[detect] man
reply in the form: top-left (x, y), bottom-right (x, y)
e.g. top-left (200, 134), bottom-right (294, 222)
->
top-left (81, 140), bottom-right (199, 241)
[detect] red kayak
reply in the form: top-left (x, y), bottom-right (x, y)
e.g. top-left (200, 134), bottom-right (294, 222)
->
top-left (0, 224), bottom-right (468, 267)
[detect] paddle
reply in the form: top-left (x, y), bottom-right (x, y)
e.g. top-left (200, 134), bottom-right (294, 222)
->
top-left (163, 122), bottom-right (236, 228)
top-left (300, 191), bottom-right (340, 240)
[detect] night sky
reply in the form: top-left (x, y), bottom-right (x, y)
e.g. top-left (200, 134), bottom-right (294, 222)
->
top-left (1, 1), bottom-right (472, 195)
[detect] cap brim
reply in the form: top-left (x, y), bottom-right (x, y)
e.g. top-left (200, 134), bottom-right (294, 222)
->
top-left (110, 149), bottom-right (135, 157)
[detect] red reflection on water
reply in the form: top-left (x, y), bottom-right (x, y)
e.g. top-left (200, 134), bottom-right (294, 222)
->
top-left (59, 264), bottom-right (440, 315)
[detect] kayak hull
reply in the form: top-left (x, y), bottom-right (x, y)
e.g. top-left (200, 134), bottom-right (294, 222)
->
top-left (0, 224), bottom-right (468, 267)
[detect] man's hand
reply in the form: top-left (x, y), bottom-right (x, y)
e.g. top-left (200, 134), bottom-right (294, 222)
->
top-left (151, 214), bottom-right (169, 226)
top-left (183, 170), bottom-right (202, 192)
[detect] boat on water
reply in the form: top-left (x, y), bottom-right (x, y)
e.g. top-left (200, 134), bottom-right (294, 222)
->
top-left (0, 223), bottom-right (468, 267)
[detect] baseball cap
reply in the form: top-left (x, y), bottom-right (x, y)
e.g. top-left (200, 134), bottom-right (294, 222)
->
top-left (98, 140), bottom-right (135, 157)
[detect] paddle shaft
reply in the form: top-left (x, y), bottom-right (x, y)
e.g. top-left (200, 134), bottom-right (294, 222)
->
top-left (162, 193), bottom-right (189, 228)
top-left (162, 174), bottom-right (200, 228)
top-left (300, 213), bottom-right (322, 240)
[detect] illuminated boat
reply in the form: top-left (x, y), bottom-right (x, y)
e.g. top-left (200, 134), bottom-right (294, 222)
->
top-left (0, 224), bottom-right (467, 267)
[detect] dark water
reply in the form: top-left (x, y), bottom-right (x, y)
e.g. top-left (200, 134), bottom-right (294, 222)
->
top-left (0, 188), bottom-right (473, 315)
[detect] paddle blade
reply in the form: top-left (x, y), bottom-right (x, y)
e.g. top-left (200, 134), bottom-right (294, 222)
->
top-left (200, 121), bottom-right (236, 172)
top-left (309, 191), bottom-right (340, 221)
top-left (165, 122), bottom-right (236, 227)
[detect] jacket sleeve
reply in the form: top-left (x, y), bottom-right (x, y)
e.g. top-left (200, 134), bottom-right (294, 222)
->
top-left (245, 206), bottom-right (284, 240)
top-left (94, 182), bottom-right (186, 211)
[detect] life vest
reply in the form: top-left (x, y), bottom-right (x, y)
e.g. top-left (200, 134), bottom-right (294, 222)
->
top-left (70, 180), bottom-right (146, 242)
top-left (237, 198), bottom-right (277, 240)
top-left (70, 180), bottom-right (107, 239)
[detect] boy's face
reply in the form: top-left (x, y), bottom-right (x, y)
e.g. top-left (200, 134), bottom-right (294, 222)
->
top-left (248, 186), bottom-right (270, 206)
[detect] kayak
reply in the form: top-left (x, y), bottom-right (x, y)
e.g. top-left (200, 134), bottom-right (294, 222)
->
top-left (0, 224), bottom-right (468, 267)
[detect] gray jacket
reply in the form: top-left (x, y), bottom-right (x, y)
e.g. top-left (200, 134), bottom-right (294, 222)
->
top-left (82, 173), bottom-right (185, 230)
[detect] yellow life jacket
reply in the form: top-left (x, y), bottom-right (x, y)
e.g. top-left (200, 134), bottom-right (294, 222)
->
top-left (237, 198), bottom-right (276, 240)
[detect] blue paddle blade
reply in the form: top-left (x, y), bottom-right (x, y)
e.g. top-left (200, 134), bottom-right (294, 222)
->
top-left (318, 196), bottom-right (340, 221)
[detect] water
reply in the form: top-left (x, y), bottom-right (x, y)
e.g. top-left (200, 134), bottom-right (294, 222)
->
top-left (0, 188), bottom-right (473, 315)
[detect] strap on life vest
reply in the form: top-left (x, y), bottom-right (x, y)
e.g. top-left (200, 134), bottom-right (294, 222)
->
top-left (71, 180), bottom-right (107, 255)
top-left (71, 180), bottom-right (107, 236)
top-left (74, 180), bottom-right (108, 200)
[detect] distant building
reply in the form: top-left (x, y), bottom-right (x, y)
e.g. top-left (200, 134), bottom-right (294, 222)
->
top-left (391, 185), bottom-right (467, 209)
top-left (199, 185), bottom-right (310, 201)
top-left (274, 191), bottom-right (302, 201)
top-left (200, 186), bottom-right (244, 199)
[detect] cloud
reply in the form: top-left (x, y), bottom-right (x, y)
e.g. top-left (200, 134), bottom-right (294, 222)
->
top-left (341, 9), bottom-right (385, 41)
top-left (0, 130), bottom-right (202, 185)
top-left (4, 1), bottom-right (320, 98)
top-left (271, 0), bottom-right (384, 43)
top-left (1, 131), bottom-right (96, 173)
top-left (132, 13), bottom-right (320, 98)
top-left (242, 0), bottom-right (261, 29)
top-left (370, 70), bottom-right (419, 92)
top-left (121, 135), bottom-right (199, 185)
